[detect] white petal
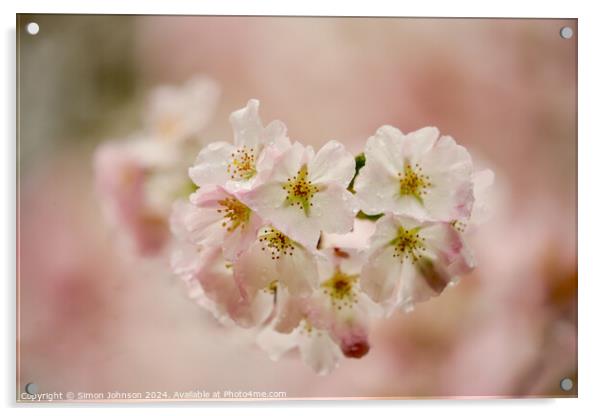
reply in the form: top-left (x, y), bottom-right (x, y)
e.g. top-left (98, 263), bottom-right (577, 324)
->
top-left (368, 214), bottom-right (400, 248)
top-left (263, 120), bottom-right (288, 145)
top-left (420, 135), bottom-right (474, 221)
top-left (272, 287), bottom-right (307, 333)
top-left (229, 288), bottom-right (274, 328)
top-left (188, 141), bottom-right (234, 186)
top-left (222, 212), bottom-right (264, 260)
top-left (364, 125), bottom-right (406, 175)
top-left (312, 185), bottom-right (358, 236)
top-left (396, 257), bottom-right (454, 312)
top-left (268, 141), bottom-right (308, 183)
top-left (244, 181), bottom-right (321, 249)
top-left (354, 162), bottom-right (400, 215)
top-left (403, 127), bottom-right (439, 162)
top-left (229, 99), bottom-right (263, 148)
top-left (240, 181), bottom-right (287, 212)
top-left (308, 140), bottom-right (356, 187)
top-left (360, 244), bottom-right (401, 305)
top-left (277, 243), bottom-right (319, 295)
top-left (234, 240), bottom-right (278, 300)
top-left (298, 330), bottom-right (342, 375)
top-left (255, 136), bottom-right (292, 174)
top-left (256, 326), bottom-right (299, 361)
top-left (470, 169), bottom-right (495, 226)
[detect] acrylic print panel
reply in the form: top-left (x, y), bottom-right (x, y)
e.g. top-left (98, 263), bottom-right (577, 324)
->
top-left (16, 15), bottom-right (577, 401)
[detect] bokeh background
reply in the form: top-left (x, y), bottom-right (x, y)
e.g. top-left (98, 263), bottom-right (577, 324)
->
top-left (17, 15), bottom-right (577, 399)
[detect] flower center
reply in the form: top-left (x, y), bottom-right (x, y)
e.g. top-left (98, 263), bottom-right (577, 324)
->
top-left (227, 145), bottom-right (257, 180)
top-left (259, 227), bottom-right (296, 260)
top-left (321, 267), bottom-right (359, 310)
top-left (300, 319), bottom-right (316, 336)
top-left (451, 220), bottom-right (467, 233)
top-left (398, 163), bottom-right (432, 200)
top-left (391, 226), bottom-right (427, 264)
top-left (216, 197), bottom-right (251, 232)
top-left (283, 165), bottom-right (319, 215)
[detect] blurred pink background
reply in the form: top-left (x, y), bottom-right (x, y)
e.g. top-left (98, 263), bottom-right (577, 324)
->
top-left (17, 16), bottom-right (576, 398)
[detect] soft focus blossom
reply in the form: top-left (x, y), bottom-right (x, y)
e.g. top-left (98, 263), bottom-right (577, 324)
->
top-left (145, 75), bottom-right (220, 141)
top-left (360, 214), bottom-right (474, 314)
top-left (95, 75), bottom-right (219, 256)
top-left (354, 126), bottom-right (474, 222)
top-left (94, 138), bottom-right (171, 255)
top-left (188, 99), bottom-right (289, 192)
top-left (242, 140), bottom-right (358, 249)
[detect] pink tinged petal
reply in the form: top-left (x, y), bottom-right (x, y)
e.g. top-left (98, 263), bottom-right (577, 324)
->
top-left (360, 244), bottom-right (401, 305)
top-left (229, 288), bottom-right (275, 328)
top-left (396, 258), bottom-right (454, 313)
top-left (192, 246), bottom-right (272, 327)
top-left (268, 141), bottom-right (308, 183)
top-left (263, 120), bottom-right (288, 145)
top-left (420, 222), bottom-right (472, 269)
top-left (308, 140), bottom-right (356, 187)
top-left (234, 241), bottom-right (278, 300)
top-left (188, 141), bottom-right (234, 186)
top-left (420, 222), bottom-right (476, 276)
top-left (255, 136), bottom-right (292, 175)
top-left (182, 203), bottom-right (225, 246)
top-left (311, 186), bottom-right (358, 236)
top-left (188, 186), bottom-right (261, 258)
top-left (420, 135), bottom-right (475, 221)
top-left (298, 329), bottom-right (342, 375)
top-left (393, 222), bottom-right (474, 311)
top-left (240, 181), bottom-right (287, 212)
top-left (256, 326), bottom-right (300, 361)
top-left (222, 212), bottom-right (264, 260)
top-left (403, 126), bottom-right (440, 162)
top-left (470, 169), bottom-right (496, 226)
top-left (170, 243), bottom-right (201, 279)
top-left (272, 287), bottom-right (307, 333)
top-left (276, 243), bottom-right (319, 295)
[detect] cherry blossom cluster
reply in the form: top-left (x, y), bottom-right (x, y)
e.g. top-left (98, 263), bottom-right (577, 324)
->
top-left (94, 77), bottom-right (493, 375)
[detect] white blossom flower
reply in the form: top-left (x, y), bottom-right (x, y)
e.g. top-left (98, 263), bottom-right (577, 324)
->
top-left (234, 225), bottom-right (320, 301)
top-left (254, 287), bottom-right (343, 375)
top-left (170, 200), bottom-right (273, 327)
top-left (188, 99), bottom-right (289, 191)
top-left (94, 138), bottom-right (172, 255)
top-left (255, 247), bottom-right (381, 374)
top-left (354, 126), bottom-right (474, 222)
top-left (145, 75), bottom-right (220, 142)
top-left (95, 76), bottom-right (220, 255)
top-left (241, 140), bottom-right (358, 249)
top-left (360, 214), bottom-right (474, 314)
top-left (256, 317), bottom-right (343, 376)
top-left (184, 185), bottom-right (264, 260)
top-left (313, 247), bottom-right (382, 358)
